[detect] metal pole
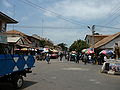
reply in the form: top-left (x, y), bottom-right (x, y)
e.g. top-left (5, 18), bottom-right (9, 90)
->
top-left (87, 25), bottom-right (95, 51)
top-left (13, 2), bottom-right (15, 30)
top-left (92, 25), bottom-right (95, 51)
top-left (42, 16), bottom-right (44, 37)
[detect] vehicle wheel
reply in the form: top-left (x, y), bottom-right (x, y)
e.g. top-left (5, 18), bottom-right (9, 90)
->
top-left (12, 75), bottom-right (24, 89)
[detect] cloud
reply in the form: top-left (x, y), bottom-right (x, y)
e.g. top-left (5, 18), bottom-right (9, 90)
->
top-left (2, 0), bottom-right (12, 8)
top-left (7, 0), bottom-right (120, 46)
top-left (21, 17), bottom-right (29, 22)
top-left (43, 28), bottom-right (89, 46)
top-left (46, 0), bottom-right (118, 21)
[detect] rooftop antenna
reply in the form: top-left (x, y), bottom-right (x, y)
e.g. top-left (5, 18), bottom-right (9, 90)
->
top-left (42, 16), bottom-right (44, 37)
top-left (13, 1), bottom-right (15, 31)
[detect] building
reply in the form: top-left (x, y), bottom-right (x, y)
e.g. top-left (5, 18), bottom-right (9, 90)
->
top-left (85, 32), bottom-right (120, 55)
top-left (0, 12), bottom-right (18, 33)
top-left (0, 12), bottom-right (18, 44)
top-left (6, 30), bottom-right (31, 48)
top-left (85, 35), bottom-right (110, 47)
top-left (94, 32), bottom-right (120, 51)
top-left (0, 12), bottom-right (18, 54)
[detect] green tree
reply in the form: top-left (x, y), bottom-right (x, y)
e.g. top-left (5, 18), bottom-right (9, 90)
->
top-left (39, 39), bottom-right (54, 48)
top-left (57, 43), bottom-right (67, 51)
top-left (69, 39), bottom-right (89, 52)
top-left (39, 40), bottom-right (46, 47)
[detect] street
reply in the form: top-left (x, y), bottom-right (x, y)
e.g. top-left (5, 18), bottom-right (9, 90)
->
top-left (1, 58), bottom-right (120, 90)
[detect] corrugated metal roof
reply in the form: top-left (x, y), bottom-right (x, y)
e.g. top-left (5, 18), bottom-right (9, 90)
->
top-left (6, 30), bottom-right (26, 36)
top-left (7, 37), bottom-right (20, 43)
top-left (85, 35), bottom-right (110, 40)
top-left (94, 32), bottom-right (120, 48)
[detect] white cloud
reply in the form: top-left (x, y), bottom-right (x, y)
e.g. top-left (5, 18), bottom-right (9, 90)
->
top-left (43, 28), bottom-right (89, 46)
top-left (46, 0), bottom-right (118, 20)
top-left (2, 0), bottom-right (12, 8)
top-left (21, 17), bottom-right (29, 22)
top-left (7, 0), bottom-right (120, 46)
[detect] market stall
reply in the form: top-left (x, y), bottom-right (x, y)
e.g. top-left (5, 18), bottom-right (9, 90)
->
top-left (101, 59), bottom-right (120, 75)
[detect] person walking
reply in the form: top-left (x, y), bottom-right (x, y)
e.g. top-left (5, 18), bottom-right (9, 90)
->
top-left (59, 52), bottom-right (64, 61)
top-left (97, 54), bottom-right (103, 65)
top-left (45, 53), bottom-right (51, 64)
top-left (113, 43), bottom-right (120, 59)
top-left (76, 52), bottom-right (80, 63)
top-left (83, 54), bottom-right (88, 65)
top-left (67, 52), bottom-right (70, 61)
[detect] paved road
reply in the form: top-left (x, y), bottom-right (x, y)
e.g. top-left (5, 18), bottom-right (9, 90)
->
top-left (1, 58), bottom-right (120, 90)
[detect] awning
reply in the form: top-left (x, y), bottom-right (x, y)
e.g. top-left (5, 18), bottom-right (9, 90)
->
top-left (0, 12), bottom-right (18, 23)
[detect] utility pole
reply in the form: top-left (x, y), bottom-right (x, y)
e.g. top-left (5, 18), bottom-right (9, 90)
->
top-left (87, 25), bottom-right (95, 51)
top-left (42, 16), bottom-right (44, 37)
top-left (92, 25), bottom-right (95, 51)
top-left (13, 2), bottom-right (15, 31)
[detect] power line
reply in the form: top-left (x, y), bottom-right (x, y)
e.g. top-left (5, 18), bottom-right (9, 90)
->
top-left (95, 25), bottom-right (120, 30)
top-left (103, 1), bottom-right (120, 26)
top-left (19, 0), bottom-right (87, 27)
top-left (8, 25), bottom-right (84, 29)
top-left (104, 15), bottom-right (120, 26)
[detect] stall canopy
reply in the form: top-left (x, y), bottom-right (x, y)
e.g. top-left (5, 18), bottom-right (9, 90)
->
top-left (99, 50), bottom-right (114, 55)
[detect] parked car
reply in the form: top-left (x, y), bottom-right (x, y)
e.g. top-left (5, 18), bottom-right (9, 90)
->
top-left (50, 50), bottom-right (59, 59)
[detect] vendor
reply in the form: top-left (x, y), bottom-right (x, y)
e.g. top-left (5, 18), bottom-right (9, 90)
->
top-left (113, 43), bottom-right (120, 60)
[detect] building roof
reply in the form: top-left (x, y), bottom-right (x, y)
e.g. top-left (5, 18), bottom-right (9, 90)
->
top-left (32, 34), bottom-right (43, 40)
top-left (6, 30), bottom-right (32, 44)
top-left (7, 37), bottom-right (20, 43)
top-left (85, 35), bottom-right (110, 40)
top-left (6, 30), bottom-right (26, 36)
top-left (0, 12), bottom-right (18, 23)
top-left (94, 32), bottom-right (120, 49)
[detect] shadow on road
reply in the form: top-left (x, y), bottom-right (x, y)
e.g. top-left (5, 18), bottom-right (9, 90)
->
top-left (0, 83), bottom-right (15, 90)
top-left (0, 80), bottom-right (38, 90)
top-left (21, 80), bottom-right (38, 89)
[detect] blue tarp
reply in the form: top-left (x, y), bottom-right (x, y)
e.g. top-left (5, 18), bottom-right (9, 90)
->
top-left (0, 54), bottom-right (35, 76)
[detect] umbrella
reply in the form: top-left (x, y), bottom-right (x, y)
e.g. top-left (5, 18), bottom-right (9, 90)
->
top-left (82, 49), bottom-right (87, 53)
top-left (43, 48), bottom-right (49, 52)
top-left (15, 48), bottom-right (20, 50)
top-left (71, 51), bottom-right (76, 54)
top-left (85, 49), bottom-right (95, 54)
top-left (108, 50), bottom-right (114, 55)
top-left (21, 48), bottom-right (28, 51)
top-left (99, 50), bottom-right (107, 54)
top-left (51, 49), bottom-right (58, 52)
top-left (99, 50), bottom-right (113, 55)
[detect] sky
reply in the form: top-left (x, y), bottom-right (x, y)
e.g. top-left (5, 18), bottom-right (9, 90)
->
top-left (1, 0), bottom-right (120, 46)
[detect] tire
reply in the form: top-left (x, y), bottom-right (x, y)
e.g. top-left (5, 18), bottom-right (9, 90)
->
top-left (12, 75), bottom-right (24, 89)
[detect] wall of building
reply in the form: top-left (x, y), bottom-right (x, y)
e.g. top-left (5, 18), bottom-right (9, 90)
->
top-left (100, 35), bottom-right (120, 50)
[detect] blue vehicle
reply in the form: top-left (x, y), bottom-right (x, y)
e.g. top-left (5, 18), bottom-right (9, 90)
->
top-left (0, 43), bottom-right (35, 89)
top-left (0, 11), bottom-right (35, 89)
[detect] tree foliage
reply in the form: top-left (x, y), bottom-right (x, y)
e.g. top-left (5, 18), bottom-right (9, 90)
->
top-left (57, 43), bottom-right (67, 51)
top-left (39, 39), bottom-right (53, 47)
top-left (69, 39), bottom-right (89, 52)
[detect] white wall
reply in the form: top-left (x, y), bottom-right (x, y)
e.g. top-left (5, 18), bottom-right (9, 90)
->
top-left (99, 35), bottom-right (120, 50)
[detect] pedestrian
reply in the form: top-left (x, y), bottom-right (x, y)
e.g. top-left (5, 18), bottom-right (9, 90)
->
top-left (97, 55), bottom-right (103, 65)
top-left (76, 52), bottom-right (80, 63)
top-left (113, 43), bottom-right (120, 59)
top-left (104, 55), bottom-right (107, 62)
top-left (67, 52), bottom-right (70, 61)
top-left (45, 53), bottom-right (51, 64)
top-left (92, 54), bottom-right (97, 64)
top-left (59, 52), bottom-right (63, 61)
top-left (88, 55), bottom-right (92, 63)
top-left (83, 54), bottom-right (88, 65)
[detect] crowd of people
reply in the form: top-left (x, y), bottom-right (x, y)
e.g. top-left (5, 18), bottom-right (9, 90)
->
top-left (36, 45), bottom-right (118, 65)
top-left (36, 50), bottom-right (115, 65)
top-left (64, 51), bottom-right (115, 65)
